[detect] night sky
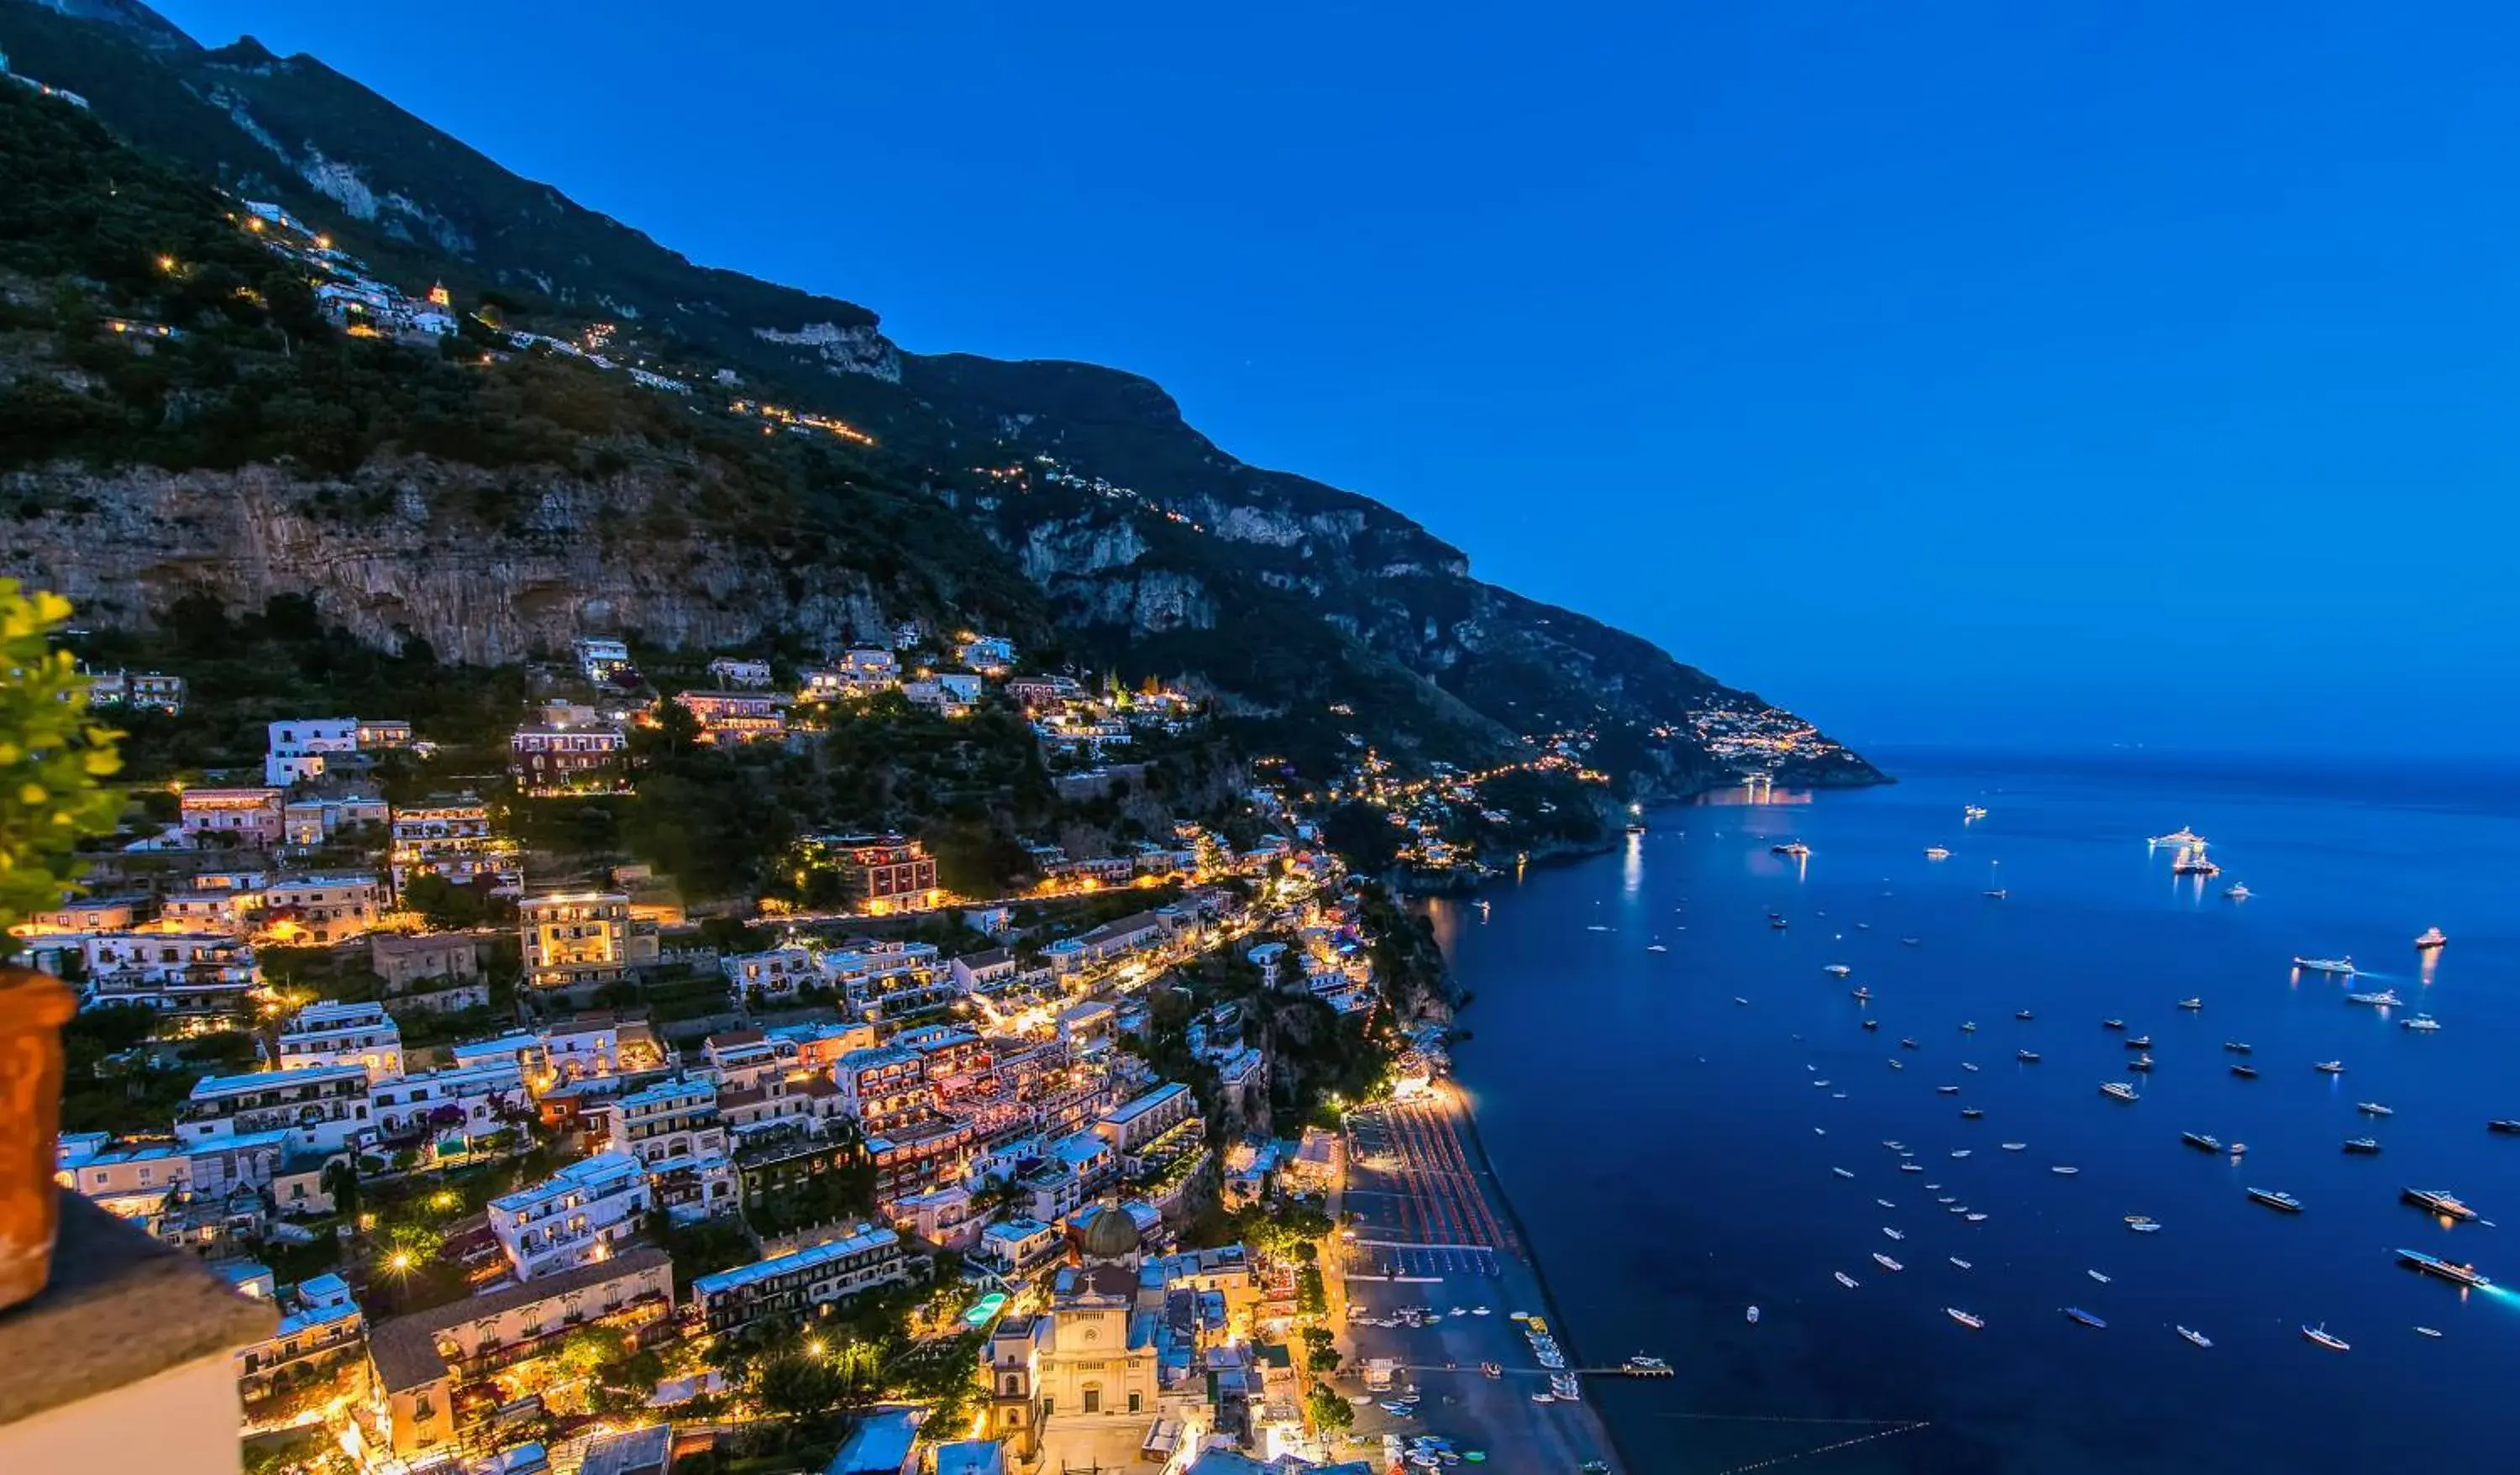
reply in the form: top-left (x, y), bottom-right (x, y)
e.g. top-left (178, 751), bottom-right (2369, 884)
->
top-left (155, 2), bottom-right (2520, 758)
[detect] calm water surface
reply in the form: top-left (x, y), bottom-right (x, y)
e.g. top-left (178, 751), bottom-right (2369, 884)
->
top-left (1436, 751), bottom-right (2520, 1475)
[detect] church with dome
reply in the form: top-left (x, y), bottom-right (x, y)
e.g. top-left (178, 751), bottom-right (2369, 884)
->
top-left (983, 1205), bottom-right (1268, 1467)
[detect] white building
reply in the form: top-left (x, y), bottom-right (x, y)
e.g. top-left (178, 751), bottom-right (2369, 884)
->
top-left (706, 656), bottom-right (774, 689)
top-left (486, 1151), bottom-right (653, 1282)
top-left (276, 1000), bottom-right (403, 1083)
top-left (721, 945), bottom-right (821, 1003)
top-left (574, 638), bottom-right (634, 683)
top-left (80, 932), bottom-right (259, 1012)
top-left (606, 1077), bottom-right (729, 1168)
top-left (176, 1067), bottom-right (371, 1155)
top-left (959, 635), bottom-right (1017, 674)
top-left (369, 1058), bottom-right (525, 1143)
top-left (265, 717), bottom-right (359, 786)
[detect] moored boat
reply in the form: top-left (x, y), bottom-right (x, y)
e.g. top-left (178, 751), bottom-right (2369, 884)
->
top-left (2248, 1187), bottom-right (2304, 1213)
top-left (2416, 927), bottom-right (2447, 950)
top-left (2062, 1307), bottom-right (2107, 1329)
top-left (2223, 1040), bottom-right (2253, 1054)
top-left (2177, 998), bottom-right (2202, 1010)
top-left (2177, 1326), bottom-right (2212, 1348)
top-left (1834, 1272), bottom-right (1858, 1289)
top-left (2100, 1081), bottom-right (2139, 1102)
top-left (2358, 1102), bottom-right (2394, 1117)
top-left (2295, 955), bottom-right (2356, 975)
top-left (1945, 1308), bottom-right (1984, 1330)
top-left (2314, 1060), bottom-right (2345, 1074)
top-left (2018, 1049), bottom-right (2041, 1063)
top-left (2396, 1248), bottom-right (2492, 1289)
top-left (2302, 1324), bottom-right (2349, 1352)
top-left (2181, 1131), bottom-right (2223, 1152)
top-left (2402, 1188), bottom-right (2479, 1222)
top-left (2402, 1015), bottom-right (2441, 1032)
top-left (2344, 1138), bottom-right (2382, 1155)
top-left (1872, 1252), bottom-right (1903, 1272)
top-left (2345, 989), bottom-right (2402, 1007)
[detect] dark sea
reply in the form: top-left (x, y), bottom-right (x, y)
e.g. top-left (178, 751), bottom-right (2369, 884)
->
top-left (1432, 748), bottom-right (2520, 1475)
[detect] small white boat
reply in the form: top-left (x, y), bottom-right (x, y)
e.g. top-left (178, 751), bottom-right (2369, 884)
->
top-left (1887, 1059), bottom-right (1904, 1071)
top-left (1824, 963), bottom-right (1853, 978)
top-left (1900, 1163), bottom-right (1924, 1173)
top-left (2129, 1221), bottom-right (2163, 1234)
top-left (2415, 1326), bottom-right (2444, 1339)
top-left (1882, 1227), bottom-right (1905, 1241)
top-left (2302, 1324), bottom-right (2350, 1352)
top-left (2177, 1326), bottom-right (2212, 1348)
top-left (2087, 1270), bottom-right (2112, 1284)
top-left (1945, 1308), bottom-right (1984, 1330)
top-left (1734, 996), bottom-right (1750, 1005)
top-left (1924, 847), bottom-right (1951, 860)
top-left (2294, 955), bottom-right (2356, 975)
top-left (2402, 1014), bottom-right (2441, 1031)
top-left (2357, 1102), bottom-right (2394, 1117)
top-left (1814, 1127), bottom-right (1827, 1135)
top-left (1646, 943), bottom-right (1668, 953)
top-left (2177, 998), bottom-right (2202, 1011)
top-left (1965, 1212), bottom-right (1988, 1222)
top-left (1962, 1063), bottom-right (1980, 1072)
top-left (2052, 1165), bottom-right (2080, 1175)
top-left (1872, 1253), bottom-right (1904, 1272)
top-left (1950, 1257), bottom-right (1972, 1269)
top-left (1951, 1149), bottom-right (1972, 1158)
top-left (1584, 925), bottom-right (1610, 933)
top-left (1531, 1391), bottom-right (1557, 1404)
top-left (2002, 1142), bottom-right (2028, 1152)
top-left (2314, 1060), bottom-right (2346, 1074)
top-left (1746, 1306), bottom-right (1760, 1325)
top-left (2416, 927), bottom-right (2447, 951)
top-left (2346, 989), bottom-right (2402, 1007)
top-left (1877, 1198), bottom-right (1897, 1209)
top-left (1835, 1272), bottom-right (1858, 1289)
top-left (1832, 1168), bottom-right (1855, 1179)
top-left (2224, 883), bottom-right (2251, 900)
top-left (2150, 827), bottom-right (2205, 848)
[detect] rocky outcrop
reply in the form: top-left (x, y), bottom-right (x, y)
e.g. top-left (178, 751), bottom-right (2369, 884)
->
top-left (0, 459), bottom-right (898, 660)
top-left (751, 322), bottom-right (902, 383)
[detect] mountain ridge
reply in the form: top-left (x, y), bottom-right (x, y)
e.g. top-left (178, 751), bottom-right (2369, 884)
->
top-left (0, 0), bottom-right (1884, 795)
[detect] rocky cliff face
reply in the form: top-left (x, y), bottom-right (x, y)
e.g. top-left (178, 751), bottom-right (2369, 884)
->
top-left (1, 459), bottom-right (900, 661)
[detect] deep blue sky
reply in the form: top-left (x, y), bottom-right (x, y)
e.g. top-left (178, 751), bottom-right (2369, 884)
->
top-left (157, 2), bottom-right (2520, 756)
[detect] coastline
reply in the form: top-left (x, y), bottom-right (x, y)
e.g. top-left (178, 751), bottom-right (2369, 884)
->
top-left (1331, 1085), bottom-right (1626, 1475)
top-left (1445, 1085), bottom-right (1640, 1475)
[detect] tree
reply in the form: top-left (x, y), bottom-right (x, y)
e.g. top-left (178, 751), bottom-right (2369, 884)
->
top-left (0, 583), bottom-right (123, 949)
top-left (1295, 1263), bottom-right (1326, 1317)
top-left (319, 1158), bottom-right (361, 1221)
top-left (756, 1353), bottom-right (848, 1422)
top-left (1306, 1384), bottom-right (1355, 1432)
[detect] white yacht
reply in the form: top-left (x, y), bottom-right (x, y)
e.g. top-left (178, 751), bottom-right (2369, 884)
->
top-left (1924, 846), bottom-right (1951, 860)
top-left (2416, 926), bottom-right (2448, 951)
top-left (2402, 1014), bottom-right (2442, 1032)
top-left (2295, 955), bottom-right (2357, 975)
top-left (2150, 826), bottom-right (2206, 848)
top-left (2345, 989), bottom-right (2402, 1007)
top-left (2224, 882), bottom-right (2252, 900)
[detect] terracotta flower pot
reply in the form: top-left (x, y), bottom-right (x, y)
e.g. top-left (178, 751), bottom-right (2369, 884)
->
top-left (0, 966), bottom-right (76, 1313)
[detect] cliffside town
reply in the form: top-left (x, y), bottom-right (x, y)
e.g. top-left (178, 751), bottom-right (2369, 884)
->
top-left (0, 8), bottom-right (1883, 1473)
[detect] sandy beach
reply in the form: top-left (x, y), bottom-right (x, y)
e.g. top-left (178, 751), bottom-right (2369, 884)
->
top-left (1321, 1088), bottom-right (1629, 1475)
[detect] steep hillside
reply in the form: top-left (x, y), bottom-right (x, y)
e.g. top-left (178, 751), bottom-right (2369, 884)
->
top-left (0, 0), bottom-right (1884, 793)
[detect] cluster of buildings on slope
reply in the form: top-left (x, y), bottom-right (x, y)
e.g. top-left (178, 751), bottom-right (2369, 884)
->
top-left (33, 782), bottom-right (1385, 1467)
